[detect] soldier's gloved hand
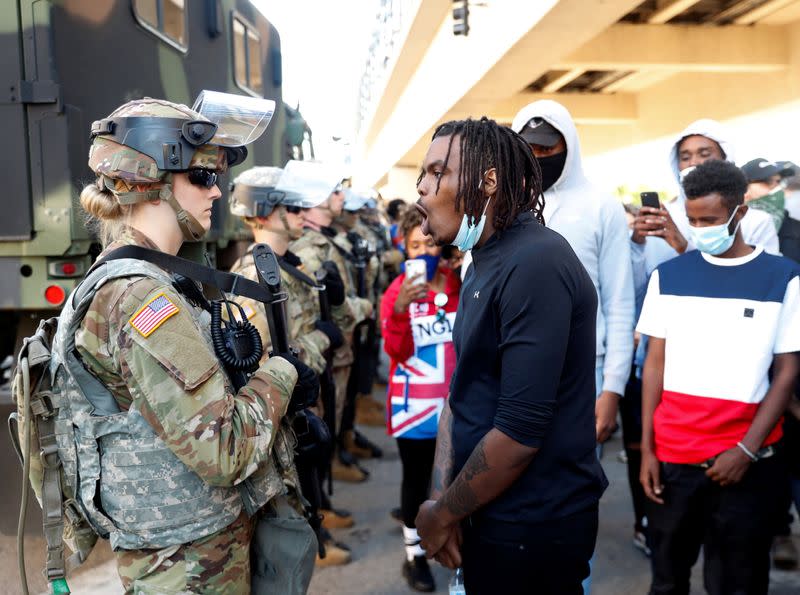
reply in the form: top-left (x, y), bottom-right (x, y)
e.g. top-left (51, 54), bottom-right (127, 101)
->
top-left (279, 352), bottom-right (320, 414)
top-left (321, 261), bottom-right (345, 306)
top-left (314, 319), bottom-right (344, 350)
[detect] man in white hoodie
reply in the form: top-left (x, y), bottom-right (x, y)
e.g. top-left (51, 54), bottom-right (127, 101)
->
top-left (631, 119), bottom-right (780, 295)
top-left (512, 101), bottom-right (635, 595)
top-left (512, 100), bottom-right (635, 447)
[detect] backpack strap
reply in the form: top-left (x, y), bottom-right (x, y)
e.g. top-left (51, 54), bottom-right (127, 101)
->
top-left (15, 319), bottom-right (70, 586)
top-left (93, 245), bottom-right (281, 304)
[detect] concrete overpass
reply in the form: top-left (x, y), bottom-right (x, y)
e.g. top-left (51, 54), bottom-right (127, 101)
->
top-left (354, 0), bottom-right (800, 197)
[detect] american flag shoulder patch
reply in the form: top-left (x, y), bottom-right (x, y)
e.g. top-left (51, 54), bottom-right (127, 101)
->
top-left (129, 293), bottom-right (180, 337)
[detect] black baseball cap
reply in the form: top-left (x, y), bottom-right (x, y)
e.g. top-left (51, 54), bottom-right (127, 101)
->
top-left (741, 158), bottom-right (780, 183)
top-left (518, 117), bottom-right (562, 147)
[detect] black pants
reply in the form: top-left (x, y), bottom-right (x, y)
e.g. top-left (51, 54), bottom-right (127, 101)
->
top-left (647, 457), bottom-right (784, 595)
top-left (396, 437), bottom-right (436, 527)
top-left (461, 507), bottom-right (598, 595)
top-left (621, 367), bottom-right (648, 534)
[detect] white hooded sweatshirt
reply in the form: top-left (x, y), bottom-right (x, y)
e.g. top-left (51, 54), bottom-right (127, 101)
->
top-left (632, 119), bottom-right (781, 304)
top-left (511, 100), bottom-right (634, 397)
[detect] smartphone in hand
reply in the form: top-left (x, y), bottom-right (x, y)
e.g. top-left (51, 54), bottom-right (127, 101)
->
top-left (640, 191), bottom-right (660, 210)
top-left (405, 259), bottom-right (427, 286)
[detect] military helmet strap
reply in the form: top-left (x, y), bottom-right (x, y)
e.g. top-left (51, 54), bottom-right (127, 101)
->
top-left (158, 182), bottom-right (208, 242)
top-left (99, 173), bottom-right (205, 241)
top-left (276, 207), bottom-right (295, 239)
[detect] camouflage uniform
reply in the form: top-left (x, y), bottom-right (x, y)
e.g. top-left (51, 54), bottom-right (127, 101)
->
top-left (229, 243), bottom-right (356, 376)
top-left (330, 219), bottom-right (384, 428)
top-left (291, 228), bottom-right (371, 428)
top-left (75, 227), bottom-right (297, 594)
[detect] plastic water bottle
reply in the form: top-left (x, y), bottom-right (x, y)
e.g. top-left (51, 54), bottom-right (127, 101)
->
top-left (449, 567), bottom-right (466, 595)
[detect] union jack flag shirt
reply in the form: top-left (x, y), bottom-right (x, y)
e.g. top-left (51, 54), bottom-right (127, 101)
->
top-left (380, 268), bottom-right (460, 439)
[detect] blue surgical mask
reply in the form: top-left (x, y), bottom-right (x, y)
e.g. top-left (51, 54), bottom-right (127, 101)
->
top-left (452, 196), bottom-right (491, 252)
top-left (687, 205), bottom-right (741, 256)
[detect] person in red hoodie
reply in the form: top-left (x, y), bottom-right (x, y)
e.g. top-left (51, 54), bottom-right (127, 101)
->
top-left (381, 207), bottom-right (461, 592)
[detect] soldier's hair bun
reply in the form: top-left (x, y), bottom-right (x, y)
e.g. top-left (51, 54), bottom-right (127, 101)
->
top-left (79, 180), bottom-right (128, 247)
top-left (80, 181), bottom-right (125, 220)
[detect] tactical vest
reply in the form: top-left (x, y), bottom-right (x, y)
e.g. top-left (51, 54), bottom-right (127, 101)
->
top-left (50, 258), bottom-right (247, 551)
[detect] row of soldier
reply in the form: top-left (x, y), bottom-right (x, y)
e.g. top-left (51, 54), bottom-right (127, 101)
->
top-left (226, 162), bottom-right (404, 566)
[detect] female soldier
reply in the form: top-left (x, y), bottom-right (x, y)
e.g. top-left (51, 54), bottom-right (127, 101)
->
top-left (380, 207), bottom-right (461, 592)
top-left (72, 96), bottom-right (313, 593)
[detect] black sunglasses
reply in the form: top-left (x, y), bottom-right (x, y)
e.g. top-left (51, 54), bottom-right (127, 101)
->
top-left (284, 205), bottom-right (303, 215)
top-left (186, 168), bottom-right (218, 189)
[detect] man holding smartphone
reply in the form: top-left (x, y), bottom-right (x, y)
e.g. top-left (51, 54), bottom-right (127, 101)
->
top-left (630, 119), bottom-right (780, 301)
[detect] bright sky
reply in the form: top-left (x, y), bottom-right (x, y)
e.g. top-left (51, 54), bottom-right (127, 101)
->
top-left (253, 0), bottom-right (378, 173)
top-left (253, 1), bottom-right (800, 196)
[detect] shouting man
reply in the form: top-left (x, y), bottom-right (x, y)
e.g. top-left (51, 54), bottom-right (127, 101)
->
top-left (413, 117), bottom-right (607, 595)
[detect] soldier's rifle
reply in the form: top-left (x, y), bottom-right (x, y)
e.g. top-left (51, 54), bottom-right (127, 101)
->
top-left (252, 244), bottom-right (328, 558)
top-left (347, 234), bottom-right (378, 397)
top-left (314, 268), bottom-right (338, 495)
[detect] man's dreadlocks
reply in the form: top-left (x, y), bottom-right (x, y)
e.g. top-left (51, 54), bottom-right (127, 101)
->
top-left (428, 117), bottom-right (545, 230)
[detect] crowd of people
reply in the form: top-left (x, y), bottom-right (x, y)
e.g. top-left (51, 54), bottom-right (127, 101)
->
top-left (399, 105), bottom-right (799, 595)
top-left (12, 88), bottom-right (800, 595)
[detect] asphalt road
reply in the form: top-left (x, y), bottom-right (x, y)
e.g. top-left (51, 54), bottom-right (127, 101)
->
top-left (3, 419), bottom-right (799, 594)
top-left (310, 425), bottom-right (800, 595)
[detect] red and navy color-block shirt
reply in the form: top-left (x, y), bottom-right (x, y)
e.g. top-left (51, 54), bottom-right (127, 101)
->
top-left (381, 267), bottom-right (460, 439)
top-left (637, 247), bottom-right (800, 464)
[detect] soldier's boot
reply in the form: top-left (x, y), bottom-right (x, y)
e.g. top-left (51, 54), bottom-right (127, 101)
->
top-left (342, 429), bottom-right (383, 459)
top-left (331, 454), bottom-right (369, 483)
top-left (355, 397), bottom-right (385, 426)
top-left (315, 541), bottom-right (352, 567)
top-left (320, 508), bottom-right (355, 529)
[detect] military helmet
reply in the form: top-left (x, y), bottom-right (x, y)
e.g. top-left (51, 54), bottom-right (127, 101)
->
top-left (87, 93), bottom-right (274, 241)
top-left (230, 167), bottom-right (285, 218)
top-left (89, 91), bottom-right (274, 184)
top-left (343, 188), bottom-right (378, 212)
top-left (230, 160), bottom-right (342, 218)
top-left (89, 98), bottom-right (228, 186)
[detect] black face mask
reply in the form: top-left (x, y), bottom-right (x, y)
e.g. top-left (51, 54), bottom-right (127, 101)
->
top-left (537, 151), bottom-right (567, 192)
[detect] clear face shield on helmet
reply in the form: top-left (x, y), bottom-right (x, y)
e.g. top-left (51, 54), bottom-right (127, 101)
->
top-left (343, 188), bottom-right (378, 212)
top-left (274, 160), bottom-right (343, 209)
top-left (229, 160), bottom-right (342, 219)
top-left (90, 91), bottom-right (275, 171)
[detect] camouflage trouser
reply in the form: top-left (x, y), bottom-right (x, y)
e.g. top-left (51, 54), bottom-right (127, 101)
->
top-left (332, 365), bottom-right (350, 432)
top-left (115, 512), bottom-right (253, 594)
